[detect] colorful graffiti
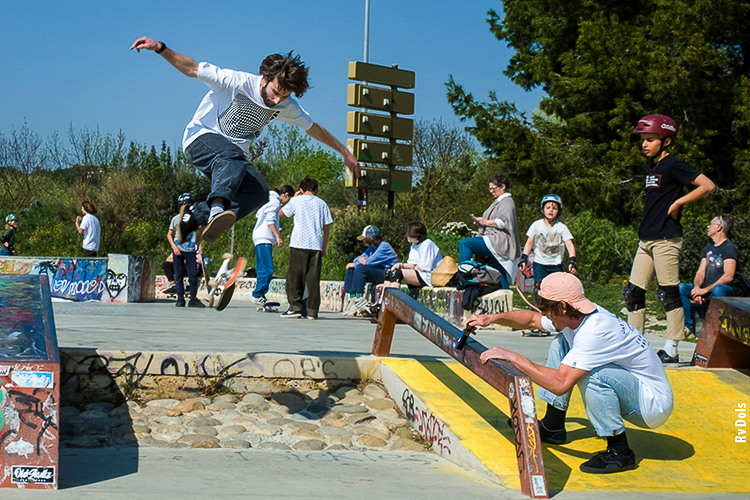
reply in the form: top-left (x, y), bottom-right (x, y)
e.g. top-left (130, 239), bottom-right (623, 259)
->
top-left (0, 256), bottom-right (155, 303)
top-left (51, 259), bottom-right (107, 301)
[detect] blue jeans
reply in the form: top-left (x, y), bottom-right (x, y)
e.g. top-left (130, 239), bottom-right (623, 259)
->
top-left (458, 236), bottom-right (509, 288)
top-left (537, 335), bottom-right (649, 436)
top-left (173, 251), bottom-right (198, 299)
top-left (254, 243), bottom-right (273, 298)
top-left (185, 133), bottom-right (269, 221)
top-left (0, 248), bottom-right (12, 256)
top-left (679, 282), bottom-right (735, 330)
top-left (344, 265), bottom-right (386, 294)
top-left (532, 262), bottom-right (564, 285)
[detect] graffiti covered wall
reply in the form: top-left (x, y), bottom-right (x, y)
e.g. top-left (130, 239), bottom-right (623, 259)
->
top-left (0, 256), bottom-right (154, 303)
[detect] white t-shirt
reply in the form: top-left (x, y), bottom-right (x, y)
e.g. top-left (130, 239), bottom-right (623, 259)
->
top-left (169, 214), bottom-right (198, 253)
top-left (407, 239), bottom-right (442, 286)
top-left (80, 213), bottom-right (101, 252)
top-left (283, 194), bottom-right (333, 251)
top-left (540, 305), bottom-right (673, 429)
top-left (183, 62), bottom-right (314, 157)
top-left (526, 219), bottom-right (573, 266)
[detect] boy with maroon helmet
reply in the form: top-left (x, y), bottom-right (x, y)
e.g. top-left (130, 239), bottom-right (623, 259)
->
top-left (623, 114), bottom-right (715, 364)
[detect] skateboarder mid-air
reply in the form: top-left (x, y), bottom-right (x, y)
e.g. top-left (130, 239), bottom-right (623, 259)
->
top-left (130, 36), bottom-right (359, 243)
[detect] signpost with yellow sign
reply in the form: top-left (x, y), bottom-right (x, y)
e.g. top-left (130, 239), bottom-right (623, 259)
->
top-left (346, 61), bottom-right (414, 209)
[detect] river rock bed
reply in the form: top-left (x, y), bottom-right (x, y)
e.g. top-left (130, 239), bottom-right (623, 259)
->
top-left (59, 384), bottom-right (428, 452)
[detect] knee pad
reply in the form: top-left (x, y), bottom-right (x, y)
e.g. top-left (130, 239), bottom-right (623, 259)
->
top-left (622, 282), bottom-right (646, 312)
top-left (385, 268), bottom-right (403, 283)
top-left (656, 285), bottom-right (681, 312)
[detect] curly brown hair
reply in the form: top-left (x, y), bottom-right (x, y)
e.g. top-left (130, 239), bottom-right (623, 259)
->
top-left (259, 51), bottom-right (310, 98)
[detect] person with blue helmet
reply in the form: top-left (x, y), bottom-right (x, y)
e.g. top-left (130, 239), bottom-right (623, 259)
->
top-left (1, 214), bottom-right (19, 256)
top-left (520, 194), bottom-right (577, 294)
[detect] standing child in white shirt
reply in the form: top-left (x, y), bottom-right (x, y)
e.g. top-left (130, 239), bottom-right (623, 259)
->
top-left (520, 194), bottom-right (577, 294)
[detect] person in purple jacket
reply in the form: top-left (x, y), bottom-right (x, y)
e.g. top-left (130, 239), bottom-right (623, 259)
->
top-left (344, 225), bottom-right (399, 300)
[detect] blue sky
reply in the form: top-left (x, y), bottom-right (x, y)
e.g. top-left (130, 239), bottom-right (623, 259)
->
top-left (0, 1), bottom-right (544, 157)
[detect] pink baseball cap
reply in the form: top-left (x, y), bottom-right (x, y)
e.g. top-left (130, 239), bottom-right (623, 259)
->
top-left (538, 273), bottom-right (596, 314)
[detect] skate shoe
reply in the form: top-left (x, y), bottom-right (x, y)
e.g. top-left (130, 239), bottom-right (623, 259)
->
top-left (201, 210), bottom-right (236, 243)
top-left (579, 448), bottom-right (636, 474)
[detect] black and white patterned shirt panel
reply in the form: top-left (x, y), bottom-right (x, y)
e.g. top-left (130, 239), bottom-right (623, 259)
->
top-left (218, 93), bottom-right (280, 140)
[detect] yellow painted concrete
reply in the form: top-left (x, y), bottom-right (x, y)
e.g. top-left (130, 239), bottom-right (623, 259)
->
top-left (383, 358), bottom-right (750, 494)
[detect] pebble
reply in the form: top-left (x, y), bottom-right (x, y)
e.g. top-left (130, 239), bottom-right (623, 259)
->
top-left (59, 385), bottom-right (428, 453)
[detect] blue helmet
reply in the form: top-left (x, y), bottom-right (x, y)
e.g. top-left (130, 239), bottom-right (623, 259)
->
top-left (5, 213), bottom-right (18, 223)
top-left (178, 193), bottom-right (194, 205)
top-left (541, 194), bottom-right (562, 211)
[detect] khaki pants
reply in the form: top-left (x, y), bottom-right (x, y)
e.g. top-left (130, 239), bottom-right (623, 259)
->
top-left (627, 238), bottom-right (685, 341)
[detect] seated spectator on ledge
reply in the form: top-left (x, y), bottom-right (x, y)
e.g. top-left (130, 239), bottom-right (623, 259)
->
top-left (383, 221), bottom-right (442, 290)
top-left (458, 171), bottom-right (521, 289)
top-left (679, 215), bottom-right (742, 337)
top-left (344, 225), bottom-right (399, 298)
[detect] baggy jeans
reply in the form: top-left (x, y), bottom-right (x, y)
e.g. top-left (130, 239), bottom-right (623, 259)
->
top-left (184, 133), bottom-right (269, 221)
top-left (536, 334), bottom-right (650, 436)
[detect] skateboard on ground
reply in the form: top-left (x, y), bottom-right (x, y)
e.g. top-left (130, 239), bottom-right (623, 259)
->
top-left (207, 253), bottom-right (246, 311)
top-left (257, 301), bottom-right (281, 312)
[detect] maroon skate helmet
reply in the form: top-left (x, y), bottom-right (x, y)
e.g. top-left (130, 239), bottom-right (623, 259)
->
top-left (634, 114), bottom-right (677, 143)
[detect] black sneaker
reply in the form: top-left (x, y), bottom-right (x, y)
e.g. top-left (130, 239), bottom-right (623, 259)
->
top-left (188, 298), bottom-right (205, 308)
top-left (657, 349), bottom-right (679, 364)
top-left (175, 297), bottom-right (186, 307)
top-left (506, 418), bottom-right (566, 444)
top-left (280, 310), bottom-right (302, 319)
top-left (579, 448), bottom-right (637, 474)
top-left (176, 205), bottom-right (200, 244)
top-left (162, 285), bottom-right (177, 295)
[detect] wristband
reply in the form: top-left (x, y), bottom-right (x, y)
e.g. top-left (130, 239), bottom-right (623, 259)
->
top-left (569, 256), bottom-right (577, 271)
top-left (156, 42), bottom-right (167, 54)
top-left (520, 253), bottom-right (528, 265)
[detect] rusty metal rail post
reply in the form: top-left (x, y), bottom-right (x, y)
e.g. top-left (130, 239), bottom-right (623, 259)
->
top-left (372, 288), bottom-right (548, 498)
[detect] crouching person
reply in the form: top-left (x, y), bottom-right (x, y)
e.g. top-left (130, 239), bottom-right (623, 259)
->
top-left (466, 273), bottom-right (673, 474)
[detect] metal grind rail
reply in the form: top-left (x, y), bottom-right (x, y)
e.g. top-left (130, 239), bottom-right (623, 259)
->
top-left (372, 288), bottom-right (548, 499)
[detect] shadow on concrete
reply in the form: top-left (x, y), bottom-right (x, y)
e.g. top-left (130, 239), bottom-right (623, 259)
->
top-left (58, 349), bottom-right (139, 488)
top-left (58, 448), bottom-right (138, 488)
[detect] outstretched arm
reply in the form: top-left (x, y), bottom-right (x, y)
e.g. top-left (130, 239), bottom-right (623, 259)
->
top-left (305, 122), bottom-right (360, 177)
top-left (130, 36), bottom-right (198, 78)
top-left (464, 309), bottom-right (544, 330)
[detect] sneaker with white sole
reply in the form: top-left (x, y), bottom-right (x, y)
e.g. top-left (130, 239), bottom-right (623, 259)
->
top-left (252, 296), bottom-right (268, 306)
top-left (280, 310), bottom-right (302, 318)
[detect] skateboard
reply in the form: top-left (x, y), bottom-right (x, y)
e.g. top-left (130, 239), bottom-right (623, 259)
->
top-left (207, 253), bottom-right (246, 311)
top-left (199, 253), bottom-right (213, 296)
top-left (521, 329), bottom-right (551, 337)
top-left (257, 301), bottom-right (281, 312)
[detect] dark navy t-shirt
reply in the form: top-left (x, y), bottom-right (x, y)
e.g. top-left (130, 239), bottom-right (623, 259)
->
top-left (638, 155), bottom-right (700, 240)
top-left (702, 239), bottom-right (739, 287)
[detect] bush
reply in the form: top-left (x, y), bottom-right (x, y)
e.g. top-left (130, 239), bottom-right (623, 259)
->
top-left (564, 211), bottom-right (639, 283)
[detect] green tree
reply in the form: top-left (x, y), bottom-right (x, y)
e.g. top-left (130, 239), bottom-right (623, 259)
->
top-left (447, 1), bottom-right (750, 224)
